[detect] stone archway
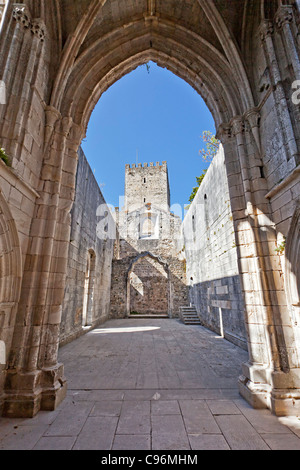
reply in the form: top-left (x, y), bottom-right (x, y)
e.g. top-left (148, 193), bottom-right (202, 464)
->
top-left (284, 205), bottom-right (300, 388)
top-left (0, 0), bottom-right (299, 417)
top-left (126, 253), bottom-right (171, 318)
top-left (0, 191), bottom-right (22, 415)
top-left (285, 205), bottom-right (300, 310)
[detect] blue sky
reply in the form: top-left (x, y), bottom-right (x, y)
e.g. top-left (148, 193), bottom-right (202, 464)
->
top-left (81, 61), bottom-right (216, 217)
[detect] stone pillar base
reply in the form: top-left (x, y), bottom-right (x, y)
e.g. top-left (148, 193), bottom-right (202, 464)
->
top-left (40, 363), bottom-right (67, 412)
top-left (270, 389), bottom-right (300, 416)
top-left (2, 364), bottom-right (67, 418)
top-left (238, 374), bottom-right (271, 410)
top-left (239, 364), bottom-right (300, 416)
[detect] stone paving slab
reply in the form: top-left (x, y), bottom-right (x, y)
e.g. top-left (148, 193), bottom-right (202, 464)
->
top-left (1, 319), bottom-right (300, 450)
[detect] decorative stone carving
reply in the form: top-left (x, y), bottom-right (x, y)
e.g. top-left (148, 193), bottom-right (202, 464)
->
top-left (12, 5), bottom-right (31, 29)
top-left (276, 7), bottom-right (294, 30)
top-left (13, 5), bottom-right (45, 41)
top-left (216, 123), bottom-right (233, 143)
top-left (259, 20), bottom-right (274, 42)
top-left (231, 116), bottom-right (246, 136)
top-left (31, 20), bottom-right (45, 42)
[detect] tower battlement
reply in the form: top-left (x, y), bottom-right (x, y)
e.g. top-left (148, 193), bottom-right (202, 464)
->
top-left (125, 161), bottom-right (167, 170)
top-left (124, 161), bottom-right (170, 212)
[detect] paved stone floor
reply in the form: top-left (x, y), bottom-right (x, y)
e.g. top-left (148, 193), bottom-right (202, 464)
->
top-left (1, 318), bottom-right (300, 451)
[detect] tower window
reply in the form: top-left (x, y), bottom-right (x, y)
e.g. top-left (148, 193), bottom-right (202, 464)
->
top-left (144, 178), bottom-right (146, 183)
top-left (144, 198), bottom-right (146, 203)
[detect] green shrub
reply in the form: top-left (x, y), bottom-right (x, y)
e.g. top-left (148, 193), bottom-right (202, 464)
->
top-left (0, 148), bottom-right (11, 166)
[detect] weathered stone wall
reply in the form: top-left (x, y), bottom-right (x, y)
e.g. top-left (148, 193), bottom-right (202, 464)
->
top-left (129, 255), bottom-right (169, 315)
top-left (183, 147), bottom-right (247, 349)
top-left (125, 162), bottom-right (170, 212)
top-left (60, 147), bottom-right (114, 345)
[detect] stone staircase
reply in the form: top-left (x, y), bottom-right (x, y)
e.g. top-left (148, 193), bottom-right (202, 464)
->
top-left (179, 306), bottom-right (201, 325)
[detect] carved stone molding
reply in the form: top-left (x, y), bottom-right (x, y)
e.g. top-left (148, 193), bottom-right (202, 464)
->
top-left (31, 20), bottom-right (45, 42)
top-left (231, 116), bottom-right (246, 137)
top-left (217, 111), bottom-right (263, 157)
top-left (216, 123), bottom-right (232, 143)
top-left (12, 4), bottom-right (45, 41)
top-left (259, 20), bottom-right (274, 42)
top-left (275, 6), bottom-right (294, 30)
top-left (12, 4), bottom-right (31, 29)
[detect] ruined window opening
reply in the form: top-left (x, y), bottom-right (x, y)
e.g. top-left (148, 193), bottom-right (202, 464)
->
top-left (139, 213), bottom-right (157, 239)
top-left (82, 250), bottom-right (96, 328)
top-left (192, 214), bottom-right (196, 232)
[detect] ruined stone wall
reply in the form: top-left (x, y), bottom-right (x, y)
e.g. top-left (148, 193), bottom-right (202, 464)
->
top-left (183, 147), bottom-right (247, 349)
top-left (60, 147), bottom-right (114, 345)
top-left (129, 255), bottom-right (169, 315)
top-left (110, 162), bottom-right (187, 318)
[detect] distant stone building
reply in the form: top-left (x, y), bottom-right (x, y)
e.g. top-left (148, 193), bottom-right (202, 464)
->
top-left (110, 161), bottom-right (187, 317)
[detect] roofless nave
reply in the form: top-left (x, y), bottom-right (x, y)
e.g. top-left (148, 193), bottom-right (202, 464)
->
top-left (0, 0), bottom-right (299, 421)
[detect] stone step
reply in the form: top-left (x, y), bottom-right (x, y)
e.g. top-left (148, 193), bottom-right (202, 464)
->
top-left (128, 314), bottom-right (169, 319)
top-left (179, 306), bottom-right (201, 325)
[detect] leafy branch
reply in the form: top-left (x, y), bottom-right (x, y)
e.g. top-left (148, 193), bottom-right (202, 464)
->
top-left (275, 237), bottom-right (286, 255)
top-left (199, 131), bottom-right (220, 162)
top-left (0, 147), bottom-right (11, 166)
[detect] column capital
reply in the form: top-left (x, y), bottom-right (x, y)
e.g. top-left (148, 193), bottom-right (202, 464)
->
top-left (12, 4), bottom-right (31, 28)
top-left (31, 19), bottom-right (46, 42)
top-left (259, 20), bottom-right (274, 42)
top-left (12, 4), bottom-right (46, 41)
top-left (275, 5), bottom-right (294, 29)
top-left (216, 123), bottom-right (233, 143)
top-left (67, 121), bottom-right (85, 150)
top-left (231, 115), bottom-right (246, 136)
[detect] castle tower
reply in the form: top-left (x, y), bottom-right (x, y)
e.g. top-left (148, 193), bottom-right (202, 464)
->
top-left (124, 161), bottom-right (170, 213)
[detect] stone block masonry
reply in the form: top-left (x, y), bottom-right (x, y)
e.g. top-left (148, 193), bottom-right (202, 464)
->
top-left (60, 147), bottom-right (115, 345)
top-left (125, 161), bottom-right (170, 212)
top-left (183, 147), bottom-right (247, 349)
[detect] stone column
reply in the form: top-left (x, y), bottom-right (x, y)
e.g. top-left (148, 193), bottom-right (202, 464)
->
top-left (259, 20), bottom-right (298, 164)
top-left (219, 111), bottom-right (300, 415)
top-left (39, 121), bottom-right (83, 411)
top-left (275, 6), bottom-right (300, 80)
top-left (219, 119), bottom-right (275, 409)
top-left (3, 111), bottom-right (84, 417)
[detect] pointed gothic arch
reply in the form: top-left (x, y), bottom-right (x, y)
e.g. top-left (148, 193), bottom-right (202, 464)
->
top-left (0, 190), bottom-right (22, 412)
